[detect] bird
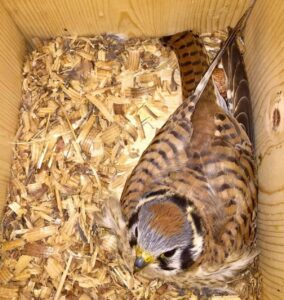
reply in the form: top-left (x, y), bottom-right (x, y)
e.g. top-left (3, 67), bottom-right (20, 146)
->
top-left (119, 11), bottom-right (257, 295)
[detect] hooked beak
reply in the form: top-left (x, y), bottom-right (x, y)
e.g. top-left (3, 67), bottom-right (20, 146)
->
top-left (134, 256), bottom-right (148, 271)
top-left (134, 247), bottom-right (154, 273)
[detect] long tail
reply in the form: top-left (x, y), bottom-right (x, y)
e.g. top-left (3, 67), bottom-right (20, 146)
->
top-left (160, 2), bottom-right (255, 123)
top-left (160, 31), bottom-right (215, 101)
top-left (160, 29), bottom-right (255, 146)
top-left (221, 33), bottom-right (254, 145)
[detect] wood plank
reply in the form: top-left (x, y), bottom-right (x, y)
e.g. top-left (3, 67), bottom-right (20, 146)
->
top-left (244, 0), bottom-right (284, 299)
top-left (2, 0), bottom-right (284, 298)
top-left (0, 3), bottom-right (26, 218)
top-left (2, 0), bottom-right (249, 39)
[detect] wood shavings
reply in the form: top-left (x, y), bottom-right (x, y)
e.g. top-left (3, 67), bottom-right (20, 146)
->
top-left (22, 225), bottom-right (58, 243)
top-left (54, 254), bottom-right (73, 300)
top-left (0, 34), bottom-right (183, 299)
top-left (0, 33), bottom-right (259, 299)
top-left (0, 286), bottom-right (19, 299)
top-left (86, 95), bottom-right (114, 122)
top-left (0, 266), bottom-right (13, 284)
top-left (126, 49), bottom-right (140, 71)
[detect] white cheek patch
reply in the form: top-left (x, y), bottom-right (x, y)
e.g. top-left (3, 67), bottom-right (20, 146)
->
top-left (167, 250), bottom-right (183, 271)
top-left (147, 261), bottom-right (179, 276)
top-left (186, 211), bottom-right (204, 260)
top-left (191, 230), bottom-right (203, 260)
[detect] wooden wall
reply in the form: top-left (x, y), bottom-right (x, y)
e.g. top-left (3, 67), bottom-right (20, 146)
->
top-left (2, 0), bottom-right (249, 39)
top-left (245, 0), bottom-right (284, 299)
top-left (0, 2), bottom-right (26, 218)
top-left (0, 0), bottom-right (284, 299)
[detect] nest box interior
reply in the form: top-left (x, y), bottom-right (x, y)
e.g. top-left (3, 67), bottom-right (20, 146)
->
top-left (0, 0), bottom-right (283, 299)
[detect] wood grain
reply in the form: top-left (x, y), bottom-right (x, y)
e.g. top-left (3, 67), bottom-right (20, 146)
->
top-left (0, 0), bottom-right (284, 298)
top-left (0, 3), bottom-right (26, 218)
top-left (2, 0), bottom-right (249, 39)
top-left (245, 0), bottom-right (284, 299)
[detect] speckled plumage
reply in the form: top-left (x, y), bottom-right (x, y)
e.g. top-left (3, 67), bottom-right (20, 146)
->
top-left (120, 25), bottom-right (257, 291)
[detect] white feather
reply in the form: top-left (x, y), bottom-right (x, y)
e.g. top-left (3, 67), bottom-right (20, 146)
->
top-left (140, 249), bottom-right (258, 293)
top-left (94, 195), bottom-right (134, 271)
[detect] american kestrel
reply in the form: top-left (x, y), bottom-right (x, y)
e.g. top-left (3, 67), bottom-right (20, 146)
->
top-left (120, 13), bottom-right (257, 293)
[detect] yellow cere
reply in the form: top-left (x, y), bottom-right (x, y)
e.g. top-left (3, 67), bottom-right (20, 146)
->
top-left (135, 246), bottom-right (155, 263)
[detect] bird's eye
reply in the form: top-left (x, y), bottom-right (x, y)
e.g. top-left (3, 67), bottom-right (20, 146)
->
top-left (163, 248), bottom-right (177, 258)
top-left (135, 226), bottom-right (138, 238)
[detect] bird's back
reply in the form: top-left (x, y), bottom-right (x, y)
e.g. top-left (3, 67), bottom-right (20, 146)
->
top-left (120, 31), bottom-right (257, 280)
top-left (120, 31), bottom-right (215, 219)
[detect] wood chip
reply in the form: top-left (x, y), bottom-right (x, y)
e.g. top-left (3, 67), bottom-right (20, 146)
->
top-left (101, 124), bottom-right (121, 145)
top-left (127, 50), bottom-right (140, 71)
top-left (14, 255), bottom-right (33, 275)
top-left (0, 33), bottom-right (258, 299)
top-left (0, 286), bottom-right (19, 299)
top-left (45, 257), bottom-right (64, 279)
top-left (0, 266), bottom-right (13, 284)
top-left (54, 254), bottom-right (73, 300)
top-left (86, 95), bottom-right (114, 122)
top-left (22, 226), bottom-right (58, 243)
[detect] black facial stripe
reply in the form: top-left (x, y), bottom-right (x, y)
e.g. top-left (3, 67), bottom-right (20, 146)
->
top-left (128, 210), bottom-right (139, 228)
top-left (168, 194), bottom-right (189, 211)
top-left (129, 237), bottom-right (137, 247)
top-left (181, 247), bottom-right (195, 269)
top-left (158, 257), bottom-right (175, 271)
top-left (191, 211), bottom-right (203, 235)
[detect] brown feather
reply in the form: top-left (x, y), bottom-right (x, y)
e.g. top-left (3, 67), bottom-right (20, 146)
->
top-left (120, 3), bottom-right (257, 289)
top-left (149, 202), bottom-right (185, 237)
top-left (221, 31), bottom-right (255, 144)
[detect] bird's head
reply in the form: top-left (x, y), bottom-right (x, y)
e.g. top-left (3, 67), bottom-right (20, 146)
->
top-left (128, 192), bottom-right (204, 274)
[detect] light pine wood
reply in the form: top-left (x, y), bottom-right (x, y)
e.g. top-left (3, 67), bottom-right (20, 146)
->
top-left (245, 0), bottom-right (284, 299)
top-left (0, 0), bottom-right (284, 299)
top-left (0, 3), bottom-right (26, 218)
top-left (2, 0), bottom-right (249, 39)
